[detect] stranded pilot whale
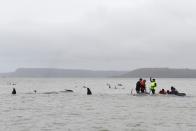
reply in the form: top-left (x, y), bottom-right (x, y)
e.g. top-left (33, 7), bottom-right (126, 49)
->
top-left (83, 86), bottom-right (92, 95)
top-left (12, 88), bottom-right (16, 95)
top-left (87, 88), bottom-right (92, 95)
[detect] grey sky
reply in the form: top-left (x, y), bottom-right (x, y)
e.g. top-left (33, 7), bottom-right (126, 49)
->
top-left (0, 0), bottom-right (196, 72)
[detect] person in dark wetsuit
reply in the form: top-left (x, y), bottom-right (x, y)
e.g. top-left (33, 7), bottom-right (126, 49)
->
top-left (12, 88), bottom-right (16, 94)
top-left (136, 78), bottom-right (142, 94)
top-left (159, 89), bottom-right (166, 94)
top-left (170, 86), bottom-right (178, 94)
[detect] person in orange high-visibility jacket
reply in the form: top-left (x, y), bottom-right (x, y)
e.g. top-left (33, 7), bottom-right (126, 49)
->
top-left (140, 79), bottom-right (146, 93)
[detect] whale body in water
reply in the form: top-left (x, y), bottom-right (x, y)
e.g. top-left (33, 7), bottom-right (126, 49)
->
top-left (87, 88), bottom-right (92, 95)
top-left (12, 88), bottom-right (16, 95)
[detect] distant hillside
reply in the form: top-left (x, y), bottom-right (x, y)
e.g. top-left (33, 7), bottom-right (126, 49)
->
top-left (1, 68), bottom-right (196, 78)
top-left (121, 68), bottom-right (196, 78)
top-left (0, 68), bottom-right (127, 77)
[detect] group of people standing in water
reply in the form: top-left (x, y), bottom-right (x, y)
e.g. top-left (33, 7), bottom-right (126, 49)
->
top-left (135, 77), bottom-right (180, 95)
top-left (136, 77), bottom-right (157, 94)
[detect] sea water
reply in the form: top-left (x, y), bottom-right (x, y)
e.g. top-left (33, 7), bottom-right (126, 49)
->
top-left (0, 77), bottom-right (195, 131)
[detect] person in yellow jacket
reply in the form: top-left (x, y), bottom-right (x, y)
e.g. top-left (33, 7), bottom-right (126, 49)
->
top-left (150, 77), bottom-right (157, 94)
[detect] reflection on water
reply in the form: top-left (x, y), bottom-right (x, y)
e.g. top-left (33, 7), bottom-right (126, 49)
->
top-left (0, 78), bottom-right (196, 131)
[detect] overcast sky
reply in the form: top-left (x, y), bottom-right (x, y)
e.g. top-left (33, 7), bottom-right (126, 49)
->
top-left (0, 0), bottom-right (196, 72)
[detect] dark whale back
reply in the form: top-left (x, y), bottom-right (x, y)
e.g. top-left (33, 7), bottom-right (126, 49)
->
top-left (176, 93), bottom-right (186, 96)
top-left (87, 88), bottom-right (92, 95)
top-left (12, 88), bottom-right (16, 95)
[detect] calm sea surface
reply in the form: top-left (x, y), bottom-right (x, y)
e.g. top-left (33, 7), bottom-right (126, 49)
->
top-left (0, 77), bottom-right (196, 131)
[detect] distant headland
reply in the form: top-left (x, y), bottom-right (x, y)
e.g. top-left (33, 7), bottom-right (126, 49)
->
top-left (0, 68), bottom-right (126, 77)
top-left (1, 67), bottom-right (196, 78)
top-left (121, 68), bottom-right (196, 78)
